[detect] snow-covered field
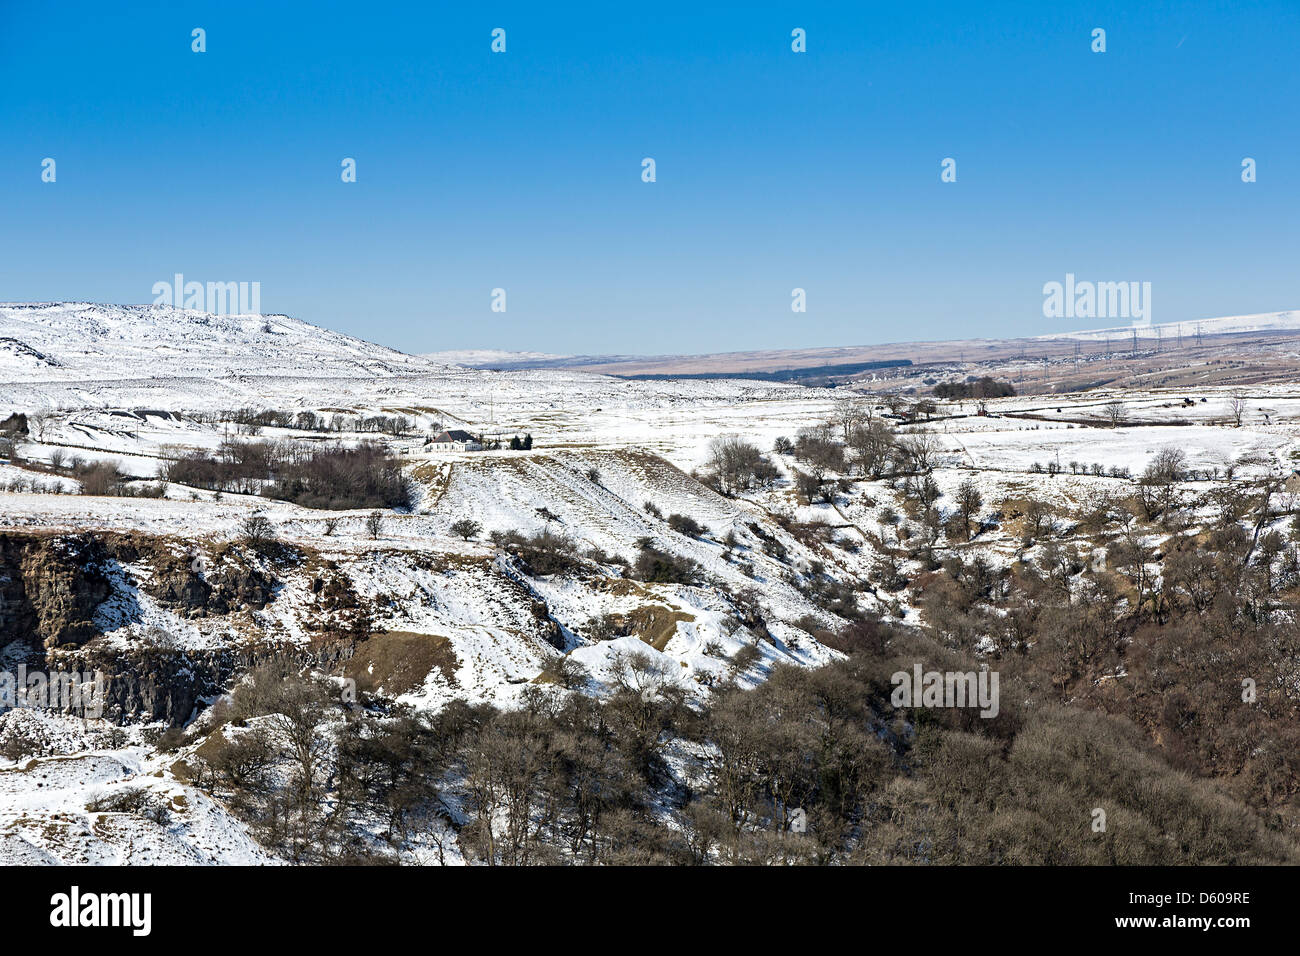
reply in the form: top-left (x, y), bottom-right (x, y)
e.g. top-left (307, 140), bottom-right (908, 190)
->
top-left (5, 302), bottom-right (1300, 864)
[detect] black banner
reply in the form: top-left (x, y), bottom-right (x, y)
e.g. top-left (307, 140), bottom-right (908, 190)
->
top-left (3, 865), bottom-right (1276, 944)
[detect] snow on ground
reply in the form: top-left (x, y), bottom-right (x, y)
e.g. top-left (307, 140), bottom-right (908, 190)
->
top-left (8, 302), bottom-right (1300, 865)
top-left (938, 422), bottom-right (1288, 477)
top-left (422, 348), bottom-right (573, 366)
top-left (0, 463), bottom-right (79, 493)
top-left (0, 302), bottom-right (440, 384)
top-left (0, 712), bottom-right (272, 865)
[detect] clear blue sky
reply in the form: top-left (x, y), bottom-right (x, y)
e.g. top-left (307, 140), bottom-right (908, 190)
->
top-left (1, 1), bottom-right (1296, 355)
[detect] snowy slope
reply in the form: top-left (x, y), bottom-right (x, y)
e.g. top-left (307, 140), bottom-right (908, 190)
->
top-left (0, 712), bottom-right (273, 865)
top-left (1047, 310), bottom-right (1300, 342)
top-left (0, 302), bottom-right (443, 382)
top-left (6, 300), bottom-right (1300, 867)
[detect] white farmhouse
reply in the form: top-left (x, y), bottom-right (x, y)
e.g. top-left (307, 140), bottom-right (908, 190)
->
top-left (429, 428), bottom-right (483, 452)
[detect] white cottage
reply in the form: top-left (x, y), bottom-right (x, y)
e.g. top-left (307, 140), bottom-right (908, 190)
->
top-left (429, 429), bottom-right (483, 452)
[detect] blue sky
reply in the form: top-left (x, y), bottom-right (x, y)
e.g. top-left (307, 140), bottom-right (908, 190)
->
top-left (1, 1), bottom-right (1296, 355)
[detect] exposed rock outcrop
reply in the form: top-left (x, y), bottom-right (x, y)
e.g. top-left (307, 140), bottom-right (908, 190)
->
top-left (0, 530), bottom-right (363, 726)
top-left (137, 545), bottom-right (277, 616)
top-left (49, 639), bottom-right (358, 725)
top-left (0, 534), bottom-right (111, 648)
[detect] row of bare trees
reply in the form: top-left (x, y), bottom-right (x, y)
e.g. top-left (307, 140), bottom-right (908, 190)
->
top-left (161, 440), bottom-right (413, 510)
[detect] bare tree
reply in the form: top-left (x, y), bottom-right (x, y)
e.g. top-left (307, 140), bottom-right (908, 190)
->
top-left (835, 398), bottom-right (871, 444)
top-left (848, 419), bottom-right (896, 477)
top-left (1229, 390), bottom-right (1247, 427)
top-left (1103, 400), bottom-right (1126, 428)
top-left (241, 514), bottom-right (276, 547)
top-left (897, 432), bottom-right (938, 473)
top-left (366, 511), bottom-right (386, 540)
top-left (954, 479), bottom-right (983, 541)
top-left (1022, 497), bottom-right (1055, 539)
top-left (706, 435), bottom-right (778, 494)
top-left (27, 411), bottom-right (52, 442)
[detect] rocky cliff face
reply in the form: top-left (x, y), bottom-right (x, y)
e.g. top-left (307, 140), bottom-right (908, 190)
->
top-left (1, 532), bottom-right (278, 648)
top-left (47, 640), bottom-right (356, 724)
top-left (1, 531), bottom-right (361, 726)
top-left (0, 534), bottom-right (111, 648)
top-left (115, 540), bottom-right (277, 616)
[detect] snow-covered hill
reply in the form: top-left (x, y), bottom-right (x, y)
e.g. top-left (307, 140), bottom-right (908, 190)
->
top-left (0, 302), bottom-right (443, 382)
top-left (7, 300), bottom-right (1300, 866)
top-left (1048, 310), bottom-right (1300, 342)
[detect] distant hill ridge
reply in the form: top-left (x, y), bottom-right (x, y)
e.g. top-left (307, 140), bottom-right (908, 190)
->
top-left (0, 302), bottom-right (444, 382)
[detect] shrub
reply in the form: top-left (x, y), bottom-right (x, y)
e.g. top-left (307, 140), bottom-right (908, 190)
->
top-left (498, 529), bottom-right (581, 575)
top-left (86, 786), bottom-right (171, 825)
top-left (538, 655), bottom-right (591, 690)
top-left (75, 461), bottom-right (126, 496)
top-left (667, 513), bottom-right (704, 537)
top-left (634, 545), bottom-right (701, 585)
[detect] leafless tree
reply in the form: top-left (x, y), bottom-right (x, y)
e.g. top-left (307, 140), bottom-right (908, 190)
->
top-left (241, 514), bottom-right (276, 547)
top-left (835, 398), bottom-right (871, 444)
top-left (28, 411), bottom-right (51, 442)
top-left (1103, 400), bottom-right (1126, 428)
top-left (707, 435), bottom-right (777, 494)
top-left (1022, 497), bottom-right (1055, 539)
top-left (1229, 390), bottom-right (1247, 427)
top-left (897, 432), bottom-right (939, 473)
top-left (954, 479), bottom-right (983, 540)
